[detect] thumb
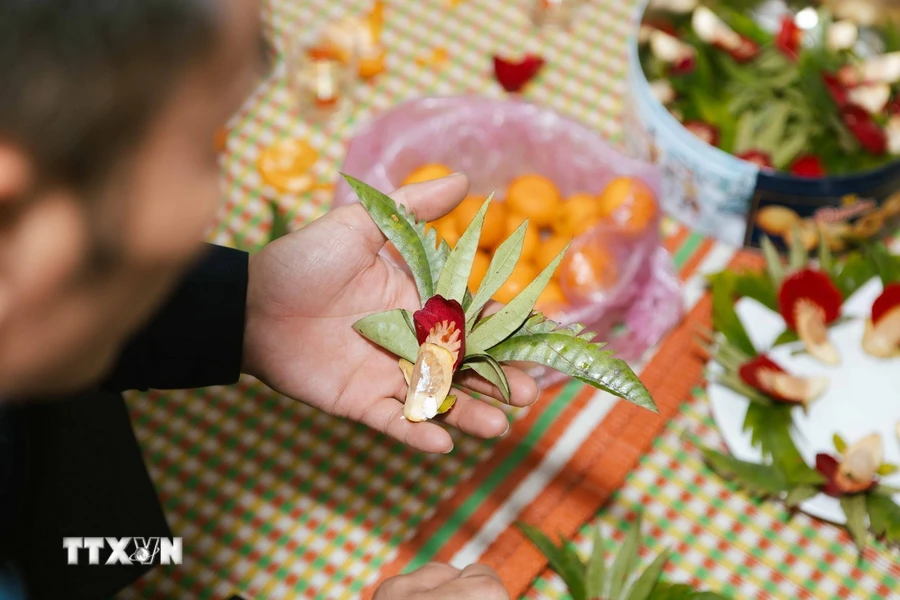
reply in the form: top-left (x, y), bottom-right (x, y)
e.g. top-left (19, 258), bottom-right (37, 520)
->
top-left (330, 173), bottom-right (470, 255)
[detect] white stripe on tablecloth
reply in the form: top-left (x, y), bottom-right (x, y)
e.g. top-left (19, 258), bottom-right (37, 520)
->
top-left (448, 241), bottom-right (737, 567)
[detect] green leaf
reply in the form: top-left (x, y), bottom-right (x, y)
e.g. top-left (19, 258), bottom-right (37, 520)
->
top-left (785, 485), bottom-right (820, 508)
top-left (609, 511), bottom-right (643, 600)
top-left (465, 220), bottom-right (527, 328)
top-left (710, 272), bottom-right (756, 357)
top-left (467, 243), bottom-right (569, 351)
top-left (437, 196), bottom-right (491, 304)
top-left (866, 492), bottom-right (900, 545)
top-left (647, 582), bottom-right (695, 600)
top-left (833, 252), bottom-right (877, 300)
top-left (586, 525), bottom-right (607, 600)
top-left (733, 271), bottom-right (778, 312)
top-left (833, 433), bottom-right (847, 455)
top-left (437, 394), bottom-right (457, 414)
top-left (343, 174), bottom-right (434, 303)
top-left (760, 236), bottom-right (784, 287)
top-left (462, 354), bottom-right (511, 403)
top-left (817, 228), bottom-right (834, 276)
top-left (840, 494), bottom-right (869, 550)
top-left (269, 201), bottom-right (291, 242)
top-left (874, 483), bottom-right (900, 496)
top-left (867, 242), bottom-right (900, 285)
top-left (877, 463), bottom-right (899, 476)
top-left (352, 310), bottom-right (418, 364)
top-left (625, 549), bottom-right (672, 600)
top-left (772, 328), bottom-right (799, 347)
top-left (788, 222), bottom-right (807, 271)
top-left (517, 523), bottom-right (587, 600)
top-left (701, 448), bottom-right (790, 497)
top-left (486, 314), bottom-right (656, 412)
top-left (741, 404), bottom-right (824, 486)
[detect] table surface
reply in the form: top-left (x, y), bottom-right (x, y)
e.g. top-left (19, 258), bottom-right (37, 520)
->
top-left (120, 1), bottom-right (900, 598)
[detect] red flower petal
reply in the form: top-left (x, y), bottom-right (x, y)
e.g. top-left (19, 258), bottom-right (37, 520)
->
top-left (493, 55), bottom-right (545, 93)
top-left (413, 295), bottom-right (466, 367)
top-left (737, 150), bottom-right (774, 169)
top-left (738, 354), bottom-right (793, 402)
top-left (683, 120), bottom-right (720, 147)
top-left (643, 17), bottom-right (677, 37)
top-left (889, 96), bottom-right (900, 115)
top-left (816, 453), bottom-right (844, 497)
top-left (842, 104), bottom-right (888, 154)
top-left (776, 16), bottom-right (801, 61)
top-left (824, 73), bottom-right (849, 107)
top-left (790, 154), bottom-right (826, 178)
top-left (871, 282), bottom-right (900, 324)
top-left (671, 54), bottom-right (696, 75)
top-left (778, 268), bottom-right (843, 330)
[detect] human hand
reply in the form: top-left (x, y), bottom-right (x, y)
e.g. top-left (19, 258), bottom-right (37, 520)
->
top-left (242, 174), bottom-right (539, 453)
top-left (373, 563), bottom-right (509, 600)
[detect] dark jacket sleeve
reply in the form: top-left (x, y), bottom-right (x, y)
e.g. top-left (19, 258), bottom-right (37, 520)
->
top-left (101, 244), bottom-right (249, 392)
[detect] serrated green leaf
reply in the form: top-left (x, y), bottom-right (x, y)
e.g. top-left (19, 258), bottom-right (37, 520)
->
top-left (609, 511), bottom-right (643, 600)
top-left (625, 549), bottom-right (671, 600)
top-left (400, 202), bottom-right (450, 285)
top-left (710, 272), bottom-right (756, 357)
top-left (788, 222), bottom-right (807, 271)
top-left (462, 354), bottom-right (511, 402)
top-left (833, 252), bottom-right (877, 300)
top-left (733, 271), bottom-right (778, 312)
top-left (867, 241), bottom-right (900, 285)
top-left (437, 196), bottom-right (491, 304)
top-left (760, 236), bottom-right (784, 286)
top-left (702, 448), bottom-right (790, 497)
top-left (468, 243), bottom-right (569, 351)
top-left (647, 582), bottom-right (695, 600)
top-left (586, 525), bottom-right (607, 600)
top-left (343, 174), bottom-right (434, 303)
top-left (867, 492), bottom-right (900, 545)
top-left (517, 523), bottom-right (587, 600)
top-left (785, 485), bottom-right (820, 508)
top-left (270, 201), bottom-right (291, 242)
top-left (773, 328), bottom-right (799, 347)
top-left (486, 315), bottom-right (656, 412)
top-left (833, 433), bottom-right (847, 455)
top-left (840, 494), bottom-right (869, 550)
top-left (741, 404), bottom-right (825, 486)
top-left (465, 220), bottom-right (527, 329)
top-left (817, 228), bottom-right (834, 276)
top-left (877, 463), bottom-right (899, 476)
top-left (352, 310), bottom-right (418, 363)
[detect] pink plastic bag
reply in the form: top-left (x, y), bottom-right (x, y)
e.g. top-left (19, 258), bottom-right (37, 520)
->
top-left (333, 96), bottom-right (683, 388)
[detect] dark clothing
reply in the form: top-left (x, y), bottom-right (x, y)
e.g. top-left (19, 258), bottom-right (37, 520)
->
top-left (0, 244), bottom-right (249, 600)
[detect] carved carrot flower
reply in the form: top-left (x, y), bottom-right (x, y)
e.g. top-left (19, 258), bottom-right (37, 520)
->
top-left (342, 174), bottom-right (657, 424)
top-left (778, 268), bottom-right (843, 365)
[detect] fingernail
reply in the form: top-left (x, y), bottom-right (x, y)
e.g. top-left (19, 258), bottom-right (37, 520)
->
top-left (443, 444), bottom-right (455, 454)
top-left (501, 420), bottom-right (511, 437)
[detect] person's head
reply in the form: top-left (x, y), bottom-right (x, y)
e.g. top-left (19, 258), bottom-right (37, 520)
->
top-left (0, 0), bottom-right (263, 398)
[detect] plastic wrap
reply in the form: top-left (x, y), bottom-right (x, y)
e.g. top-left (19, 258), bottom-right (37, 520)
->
top-left (333, 96), bottom-right (683, 388)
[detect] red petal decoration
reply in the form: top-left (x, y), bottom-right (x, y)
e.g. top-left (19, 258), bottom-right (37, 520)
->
top-left (815, 453), bottom-right (844, 497)
top-left (722, 36), bottom-right (759, 63)
top-left (776, 15), bottom-right (802, 61)
top-left (789, 155), bottom-right (826, 178)
top-left (871, 282), bottom-right (900, 324)
top-left (671, 55), bottom-right (696, 75)
top-left (683, 120), bottom-right (720, 147)
top-left (842, 104), bottom-right (888, 154)
top-left (414, 295), bottom-right (466, 367)
top-left (493, 55), bottom-right (545, 93)
top-left (643, 18), bottom-right (677, 37)
top-left (889, 97), bottom-right (900, 115)
top-left (823, 73), bottom-right (849, 107)
top-left (778, 268), bottom-right (843, 330)
top-left (737, 150), bottom-right (774, 169)
top-left (738, 354), bottom-right (793, 402)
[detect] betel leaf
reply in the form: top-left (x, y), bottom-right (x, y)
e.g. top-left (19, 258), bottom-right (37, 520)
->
top-left (785, 485), bottom-right (820, 508)
top-left (517, 523), bottom-right (587, 600)
top-left (710, 272), bottom-right (756, 357)
top-left (486, 314), bottom-right (656, 412)
top-left (625, 549), bottom-right (672, 600)
top-left (760, 236), bottom-right (784, 287)
top-left (467, 243), bottom-right (569, 351)
top-left (701, 448), bottom-right (790, 497)
top-left (608, 510), bottom-right (643, 600)
top-left (840, 494), bottom-right (869, 550)
top-left (866, 492), bottom-right (900, 545)
top-left (352, 309), bottom-right (418, 364)
top-left (586, 524), bottom-right (607, 600)
top-left (462, 354), bottom-right (511, 403)
top-left (436, 196), bottom-right (491, 304)
top-left (342, 174), bottom-right (434, 303)
top-left (833, 251), bottom-right (877, 300)
top-left (465, 220), bottom-right (527, 328)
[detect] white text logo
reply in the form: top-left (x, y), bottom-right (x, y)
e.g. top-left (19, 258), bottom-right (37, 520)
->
top-left (62, 537), bottom-right (182, 565)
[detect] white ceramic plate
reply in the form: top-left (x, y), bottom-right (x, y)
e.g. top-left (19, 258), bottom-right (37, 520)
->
top-left (708, 277), bottom-right (900, 524)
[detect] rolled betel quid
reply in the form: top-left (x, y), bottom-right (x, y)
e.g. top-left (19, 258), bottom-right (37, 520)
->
top-left (343, 175), bottom-right (657, 423)
top-left (778, 267), bottom-right (844, 365)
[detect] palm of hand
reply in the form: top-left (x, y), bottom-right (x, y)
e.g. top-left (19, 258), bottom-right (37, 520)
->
top-left (243, 176), bottom-right (538, 453)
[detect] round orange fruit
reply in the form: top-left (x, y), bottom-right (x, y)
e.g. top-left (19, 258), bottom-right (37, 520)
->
top-left (469, 251), bottom-right (492, 292)
top-left (453, 195), bottom-right (486, 233)
top-left (493, 261), bottom-right (538, 305)
top-left (505, 174), bottom-right (562, 227)
top-left (559, 243), bottom-right (618, 301)
top-left (480, 200), bottom-right (508, 249)
top-left (427, 214), bottom-right (459, 248)
top-left (554, 193), bottom-right (602, 237)
top-left (536, 280), bottom-right (566, 312)
top-left (403, 163), bottom-right (454, 185)
top-left (534, 233), bottom-right (571, 270)
top-left (596, 176), bottom-right (657, 233)
top-left (257, 138), bottom-right (319, 193)
top-left (504, 213), bottom-right (541, 262)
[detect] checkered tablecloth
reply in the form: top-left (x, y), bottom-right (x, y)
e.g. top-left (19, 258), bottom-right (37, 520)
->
top-left (120, 1), bottom-right (900, 599)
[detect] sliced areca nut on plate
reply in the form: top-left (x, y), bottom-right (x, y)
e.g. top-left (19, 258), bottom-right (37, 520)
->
top-left (817, 433), bottom-right (884, 496)
top-left (847, 83), bottom-right (891, 115)
top-left (778, 268), bottom-right (843, 365)
top-left (838, 52), bottom-right (900, 87)
top-left (648, 30), bottom-right (696, 74)
top-left (738, 354), bottom-right (828, 408)
top-left (862, 282), bottom-right (900, 357)
top-left (827, 20), bottom-right (859, 52)
top-left (691, 5), bottom-right (758, 61)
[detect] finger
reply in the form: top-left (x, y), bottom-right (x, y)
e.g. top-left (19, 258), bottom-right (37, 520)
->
top-left (357, 396), bottom-right (454, 453)
top-left (459, 563), bottom-right (504, 584)
top-left (456, 365), bottom-right (539, 408)
top-left (334, 173), bottom-right (470, 255)
top-left (375, 563), bottom-right (461, 598)
top-left (437, 391), bottom-right (510, 439)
